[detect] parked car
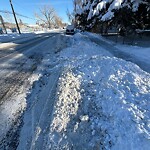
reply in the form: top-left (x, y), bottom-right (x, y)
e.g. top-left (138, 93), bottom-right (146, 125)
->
top-left (0, 28), bottom-right (3, 34)
top-left (66, 25), bottom-right (75, 35)
top-left (11, 28), bottom-right (17, 33)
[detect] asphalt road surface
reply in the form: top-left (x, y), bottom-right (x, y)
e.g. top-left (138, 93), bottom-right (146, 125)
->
top-left (0, 31), bottom-right (69, 149)
top-left (0, 32), bottom-right (59, 105)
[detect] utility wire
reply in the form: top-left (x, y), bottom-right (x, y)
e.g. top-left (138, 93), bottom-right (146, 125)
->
top-left (0, 10), bottom-right (36, 20)
top-left (12, 1), bottom-right (37, 21)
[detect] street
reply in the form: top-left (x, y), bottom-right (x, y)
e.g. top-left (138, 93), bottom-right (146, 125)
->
top-left (0, 32), bottom-right (58, 104)
top-left (0, 31), bottom-right (70, 149)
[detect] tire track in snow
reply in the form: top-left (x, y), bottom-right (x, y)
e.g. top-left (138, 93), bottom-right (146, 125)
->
top-left (30, 67), bottom-right (61, 150)
top-left (17, 34), bottom-right (69, 150)
top-left (0, 33), bottom-right (58, 105)
top-left (16, 66), bottom-right (62, 150)
top-left (0, 54), bottom-right (42, 105)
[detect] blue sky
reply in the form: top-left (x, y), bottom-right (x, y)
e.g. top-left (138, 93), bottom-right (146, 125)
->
top-left (0, 0), bottom-right (73, 24)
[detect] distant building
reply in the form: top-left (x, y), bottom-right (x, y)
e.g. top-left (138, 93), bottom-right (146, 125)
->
top-left (27, 24), bottom-right (40, 29)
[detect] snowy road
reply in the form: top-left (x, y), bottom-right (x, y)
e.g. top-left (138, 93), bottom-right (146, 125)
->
top-left (0, 32), bottom-right (59, 104)
top-left (0, 31), bottom-right (70, 149)
top-left (0, 33), bottom-right (57, 61)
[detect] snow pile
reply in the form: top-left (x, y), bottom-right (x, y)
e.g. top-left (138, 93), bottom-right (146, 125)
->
top-left (59, 33), bottom-right (112, 60)
top-left (46, 33), bottom-right (150, 149)
top-left (51, 71), bottom-right (82, 132)
top-left (47, 70), bottom-right (82, 149)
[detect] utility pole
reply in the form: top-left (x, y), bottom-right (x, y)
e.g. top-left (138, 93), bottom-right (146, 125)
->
top-left (9, 0), bottom-right (21, 34)
top-left (0, 15), bottom-right (7, 34)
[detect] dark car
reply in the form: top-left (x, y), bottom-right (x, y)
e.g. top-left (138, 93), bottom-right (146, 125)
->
top-left (0, 28), bottom-right (3, 34)
top-left (11, 28), bottom-right (17, 33)
top-left (66, 25), bottom-right (75, 35)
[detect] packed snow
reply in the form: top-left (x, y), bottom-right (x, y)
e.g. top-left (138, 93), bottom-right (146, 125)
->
top-left (0, 31), bottom-right (150, 149)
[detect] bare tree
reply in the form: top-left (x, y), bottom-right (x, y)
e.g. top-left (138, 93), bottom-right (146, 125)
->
top-left (66, 0), bottom-right (83, 25)
top-left (0, 15), bottom-right (7, 33)
top-left (3, 13), bottom-right (14, 24)
top-left (66, 8), bottom-right (74, 24)
top-left (53, 15), bottom-right (63, 28)
top-left (35, 5), bottom-right (56, 29)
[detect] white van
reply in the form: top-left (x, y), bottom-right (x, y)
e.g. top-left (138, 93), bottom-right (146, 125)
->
top-left (66, 25), bottom-right (75, 35)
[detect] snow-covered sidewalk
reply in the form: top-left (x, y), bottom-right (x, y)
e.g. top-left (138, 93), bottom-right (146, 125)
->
top-left (85, 32), bottom-right (150, 73)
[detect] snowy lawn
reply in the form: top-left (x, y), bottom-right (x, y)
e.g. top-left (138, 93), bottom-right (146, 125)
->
top-left (0, 33), bottom-right (35, 43)
top-left (0, 29), bottom-right (59, 43)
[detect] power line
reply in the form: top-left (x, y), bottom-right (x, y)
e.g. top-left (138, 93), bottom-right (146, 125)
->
top-left (11, 0), bottom-right (37, 21)
top-left (0, 10), bottom-right (36, 20)
top-left (13, 0), bottom-right (36, 20)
